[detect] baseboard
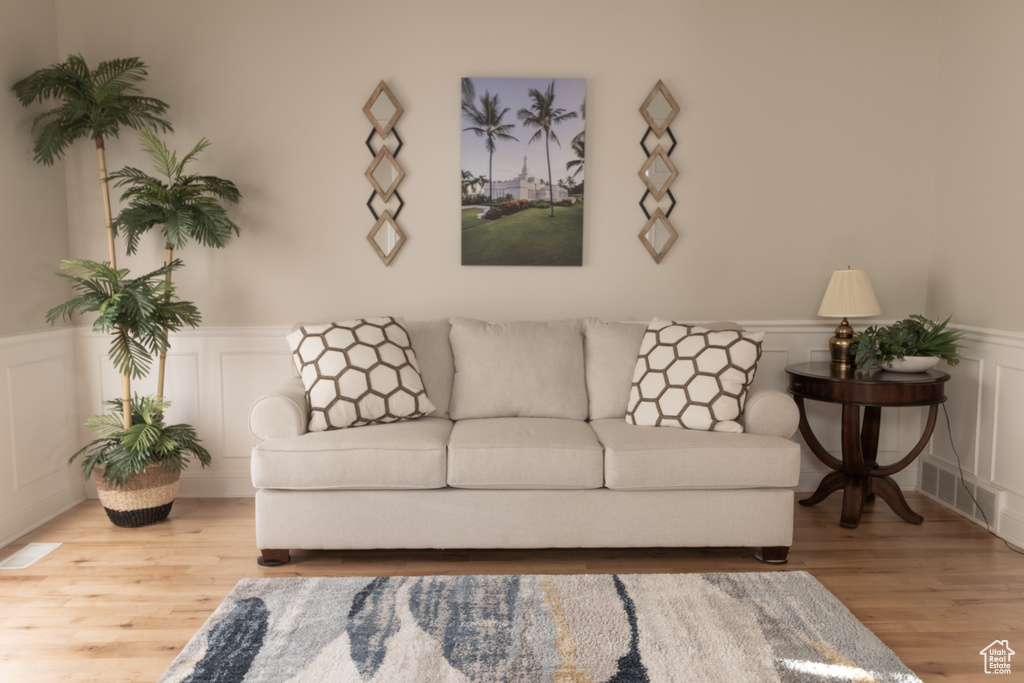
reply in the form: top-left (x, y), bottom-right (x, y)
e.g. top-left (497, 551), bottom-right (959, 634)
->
top-left (996, 507), bottom-right (1024, 550)
top-left (0, 486), bottom-right (85, 550)
top-left (917, 455), bottom-right (1024, 547)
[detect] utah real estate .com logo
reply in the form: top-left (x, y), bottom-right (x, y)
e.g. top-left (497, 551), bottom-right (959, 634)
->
top-left (980, 640), bottom-right (1014, 675)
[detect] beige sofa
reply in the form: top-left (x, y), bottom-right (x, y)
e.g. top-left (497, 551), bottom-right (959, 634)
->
top-left (249, 318), bottom-right (801, 566)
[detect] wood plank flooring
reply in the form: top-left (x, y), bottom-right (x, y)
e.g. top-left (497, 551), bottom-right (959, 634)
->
top-left (1, 493), bottom-right (1022, 682)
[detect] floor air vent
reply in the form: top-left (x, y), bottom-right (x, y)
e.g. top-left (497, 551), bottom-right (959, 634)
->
top-left (919, 458), bottom-right (1002, 530)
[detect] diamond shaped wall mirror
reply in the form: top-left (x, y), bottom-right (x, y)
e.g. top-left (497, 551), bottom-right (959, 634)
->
top-left (363, 81), bottom-right (404, 138)
top-left (641, 80), bottom-right (679, 137)
top-left (639, 210), bottom-right (678, 264)
top-left (367, 213), bottom-right (406, 266)
top-left (364, 81), bottom-right (406, 266)
top-left (639, 147), bottom-right (678, 200)
top-left (366, 148), bottom-right (405, 201)
top-left (639, 80), bottom-right (681, 264)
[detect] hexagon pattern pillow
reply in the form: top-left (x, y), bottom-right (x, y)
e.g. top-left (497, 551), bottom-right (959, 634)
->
top-left (287, 318), bottom-right (435, 431)
top-left (625, 319), bottom-right (764, 433)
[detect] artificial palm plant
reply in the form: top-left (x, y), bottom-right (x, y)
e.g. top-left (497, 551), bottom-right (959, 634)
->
top-left (45, 259), bottom-right (201, 383)
top-left (45, 260), bottom-right (207, 491)
top-left (13, 55), bottom-right (234, 524)
top-left (12, 54), bottom-right (172, 429)
top-left (79, 395), bottom-right (210, 488)
top-left (11, 54), bottom-right (172, 271)
top-left (109, 129), bottom-right (241, 400)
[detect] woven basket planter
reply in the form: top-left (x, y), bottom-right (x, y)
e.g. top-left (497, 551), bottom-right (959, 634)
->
top-left (93, 465), bottom-right (180, 527)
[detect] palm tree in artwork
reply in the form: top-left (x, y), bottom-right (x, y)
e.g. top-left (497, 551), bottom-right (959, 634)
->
top-left (462, 85), bottom-right (518, 205)
top-left (517, 81), bottom-right (578, 217)
top-left (461, 78), bottom-right (476, 113)
top-left (566, 99), bottom-right (585, 183)
top-left (566, 137), bottom-right (585, 180)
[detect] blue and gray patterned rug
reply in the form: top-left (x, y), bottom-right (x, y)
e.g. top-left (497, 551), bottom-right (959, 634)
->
top-left (159, 572), bottom-right (920, 682)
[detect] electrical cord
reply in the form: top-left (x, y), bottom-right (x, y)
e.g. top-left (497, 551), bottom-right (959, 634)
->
top-left (941, 403), bottom-right (1024, 557)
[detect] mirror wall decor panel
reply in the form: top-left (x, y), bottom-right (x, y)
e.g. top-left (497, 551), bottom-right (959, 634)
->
top-left (639, 80), bottom-right (680, 264)
top-left (363, 81), bottom-right (406, 265)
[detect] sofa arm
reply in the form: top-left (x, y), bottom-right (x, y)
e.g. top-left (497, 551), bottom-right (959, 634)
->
top-left (250, 377), bottom-right (308, 439)
top-left (743, 385), bottom-right (799, 438)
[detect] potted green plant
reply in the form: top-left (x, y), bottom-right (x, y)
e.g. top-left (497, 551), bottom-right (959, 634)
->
top-left (13, 54), bottom-right (172, 428)
top-left (851, 315), bottom-right (966, 372)
top-left (45, 259), bottom-right (207, 525)
top-left (109, 128), bottom-right (241, 402)
top-left (13, 55), bottom-right (234, 526)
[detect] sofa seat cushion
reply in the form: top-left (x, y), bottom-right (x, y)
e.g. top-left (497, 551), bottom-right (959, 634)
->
top-left (590, 418), bottom-right (800, 490)
top-left (252, 417), bottom-right (452, 490)
top-left (447, 418), bottom-right (604, 489)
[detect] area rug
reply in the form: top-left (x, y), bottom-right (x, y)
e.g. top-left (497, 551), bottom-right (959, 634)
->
top-left (159, 572), bottom-right (921, 682)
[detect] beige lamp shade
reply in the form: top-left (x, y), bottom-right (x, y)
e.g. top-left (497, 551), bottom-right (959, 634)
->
top-left (818, 268), bottom-right (881, 318)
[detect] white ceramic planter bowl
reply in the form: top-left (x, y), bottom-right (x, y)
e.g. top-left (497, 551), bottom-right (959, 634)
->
top-left (880, 356), bottom-right (940, 373)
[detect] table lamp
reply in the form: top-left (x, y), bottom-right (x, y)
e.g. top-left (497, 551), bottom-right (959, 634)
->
top-left (817, 267), bottom-right (881, 369)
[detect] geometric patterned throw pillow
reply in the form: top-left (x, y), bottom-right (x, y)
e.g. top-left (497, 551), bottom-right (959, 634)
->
top-left (625, 319), bottom-right (764, 433)
top-left (286, 317), bottom-right (435, 431)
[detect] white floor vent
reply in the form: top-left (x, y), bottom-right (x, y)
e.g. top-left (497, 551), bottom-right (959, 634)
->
top-left (0, 542), bottom-right (61, 569)
top-left (920, 459), bottom-right (1002, 528)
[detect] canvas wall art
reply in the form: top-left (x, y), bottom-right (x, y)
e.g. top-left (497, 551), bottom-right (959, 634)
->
top-left (461, 77), bottom-right (586, 266)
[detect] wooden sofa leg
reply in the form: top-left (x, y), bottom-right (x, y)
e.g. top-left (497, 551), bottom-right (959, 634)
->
top-left (257, 549), bottom-right (290, 567)
top-left (754, 546), bottom-right (789, 565)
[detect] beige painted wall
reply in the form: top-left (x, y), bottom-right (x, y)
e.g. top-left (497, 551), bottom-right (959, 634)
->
top-left (927, 0), bottom-right (1024, 333)
top-left (51, 0), bottom-right (938, 326)
top-left (1, 0), bottom-right (70, 336)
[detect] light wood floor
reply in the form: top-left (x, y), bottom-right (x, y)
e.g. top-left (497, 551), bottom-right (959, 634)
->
top-left (1, 493), bottom-right (1022, 682)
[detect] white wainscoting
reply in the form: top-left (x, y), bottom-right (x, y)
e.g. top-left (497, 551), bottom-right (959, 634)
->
top-left (922, 326), bottom-right (1024, 549)
top-left (74, 321), bottom-right (926, 498)
top-left (0, 327), bottom-right (85, 548)
top-left (18, 320), bottom-right (1023, 551)
top-left (74, 327), bottom-right (295, 499)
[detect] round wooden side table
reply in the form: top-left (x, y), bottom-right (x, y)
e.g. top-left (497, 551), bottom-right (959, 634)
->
top-left (785, 361), bottom-right (950, 529)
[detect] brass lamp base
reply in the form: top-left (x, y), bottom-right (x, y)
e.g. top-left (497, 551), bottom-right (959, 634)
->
top-left (828, 317), bottom-right (856, 371)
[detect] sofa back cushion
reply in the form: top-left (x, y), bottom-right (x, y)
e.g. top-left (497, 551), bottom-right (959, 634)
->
top-left (401, 319), bottom-right (454, 419)
top-left (448, 318), bottom-right (588, 420)
top-left (582, 319), bottom-right (648, 420)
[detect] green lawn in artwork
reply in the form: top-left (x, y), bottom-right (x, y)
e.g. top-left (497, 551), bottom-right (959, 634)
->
top-left (462, 203), bottom-right (584, 266)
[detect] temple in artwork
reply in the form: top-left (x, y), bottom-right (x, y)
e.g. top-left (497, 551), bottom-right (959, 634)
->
top-left (490, 151), bottom-right (569, 202)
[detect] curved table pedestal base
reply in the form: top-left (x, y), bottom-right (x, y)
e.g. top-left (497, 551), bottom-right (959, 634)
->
top-left (799, 470), bottom-right (923, 529)
top-left (796, 399), bottom-right (938, 529)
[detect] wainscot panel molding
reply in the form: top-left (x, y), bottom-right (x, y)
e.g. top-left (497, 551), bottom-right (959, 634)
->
top-left (74, 326), bottom-right (295, 501)
top-left (920, 325), bottom-right (1024, 549)
top-left (61, 322), bottom-right (1024, 547)
top-left (0, 327), bottom-right (85, 549)
top-left (72, 322), bottom-right (921, 498)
